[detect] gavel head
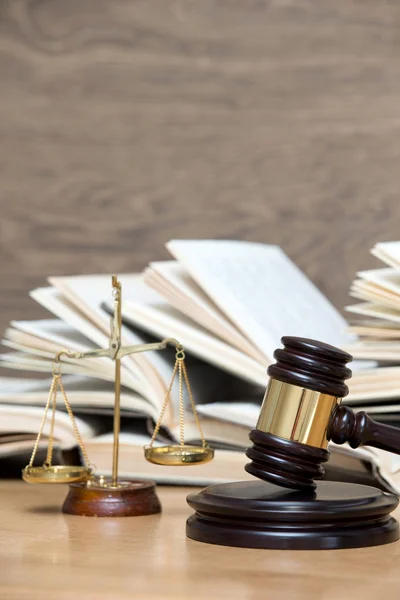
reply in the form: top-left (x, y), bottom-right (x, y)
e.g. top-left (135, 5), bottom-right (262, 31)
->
top-left (245, 336), bottom-right (353, 491)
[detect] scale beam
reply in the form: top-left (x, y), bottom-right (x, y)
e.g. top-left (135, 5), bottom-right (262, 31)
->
top-left (57, 338), bottom-right (182, 362)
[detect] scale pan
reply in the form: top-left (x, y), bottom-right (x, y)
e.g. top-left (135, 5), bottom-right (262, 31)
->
top-left (22, 465), bottom-right (91, 484)
top-left (144, 445), bottom-right (214, 466)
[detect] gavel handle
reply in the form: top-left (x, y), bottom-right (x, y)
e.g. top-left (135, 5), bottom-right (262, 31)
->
top-left (328, 405), bottom-right (400, 454)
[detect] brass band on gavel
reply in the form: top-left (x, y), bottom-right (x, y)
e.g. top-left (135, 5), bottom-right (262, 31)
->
top-left (255, 378), bottom-right (341, 450)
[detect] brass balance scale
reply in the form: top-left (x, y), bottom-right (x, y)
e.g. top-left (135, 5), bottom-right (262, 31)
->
top-left (22, 276), bottom-right (214, 517)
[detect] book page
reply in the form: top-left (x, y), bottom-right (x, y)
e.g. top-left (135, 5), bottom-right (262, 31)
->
top-left (30, 287), bottom-right (107, 348)
top-left (344, 341), bottom-right (400, 361)
top-left (197, 402), bottom-right (261, 429)
top-left (0, 376), bottom-right (156, 419)
top-left (347, 323), bottom-right (400, 339)
top-left (357, 268), bottom-right (400, 295)
top-left (371, 241), bottom-right (400, 269)
top-left (1, 340), bottom-right (115, 380)
top-left (346, 302), bottom-right (400, 324)
top-left (5, 322), bottom-right (101, 367)
top-left (0, 405), bottom-right (99, 447)
top-left (169, 417), bottom-right (253, 448)
top-left (350, 282), bottom-right (400, 310)
top-left (349, 269), bottom-right (400, 310)
top-left (351, 404), bottom-right (400, 414)
top-left (145, 261), bottom-right (264, 361)
top-left (120, 300), bottom-right (267, 387)
top-left (11, 319), bottom-right (95, 350)
top-left (167, 240), bottom-right (350, 358)
top-left (0, 438), bottom-right (48, 459)
top-left (347, 366), bottom-right (400, 401)
top-left (0, 351), bottom-right (110, 379)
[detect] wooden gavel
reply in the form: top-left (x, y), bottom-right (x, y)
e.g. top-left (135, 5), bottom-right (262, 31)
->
top-left (245, 336), bottom-right (400, 491)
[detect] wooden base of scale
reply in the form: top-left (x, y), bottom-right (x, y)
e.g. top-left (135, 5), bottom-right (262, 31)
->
top-left (62, 478), bottom-right (161, 517)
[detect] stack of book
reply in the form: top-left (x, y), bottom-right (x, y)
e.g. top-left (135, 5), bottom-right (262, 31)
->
top-left (345, 241), bottom-right (400, 423)
top-left (1, 239), bottom-right (399, 491)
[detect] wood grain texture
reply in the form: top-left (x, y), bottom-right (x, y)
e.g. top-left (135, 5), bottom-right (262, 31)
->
top-left (0, 481), bottom-right (399, 600)
top-left (1, 0), bottom-right (400, 334)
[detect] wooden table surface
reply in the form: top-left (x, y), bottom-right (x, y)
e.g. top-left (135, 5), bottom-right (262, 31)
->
top-left (0, 481), bottom-right (399, 600)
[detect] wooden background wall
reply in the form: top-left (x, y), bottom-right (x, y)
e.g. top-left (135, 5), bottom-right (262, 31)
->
top-left (1, 0), bottom-right (400, 334)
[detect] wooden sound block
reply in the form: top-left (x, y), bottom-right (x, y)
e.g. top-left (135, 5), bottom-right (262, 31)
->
top-left (186, 480), bottom-right (399, 550)
top-left (62, 478), bottom-right (161, 517)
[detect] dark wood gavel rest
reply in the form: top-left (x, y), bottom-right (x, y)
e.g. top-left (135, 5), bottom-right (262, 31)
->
top-left (186, 337), bottom-right (400, 550)
top-left (186, 480), bottom-right (398, 550)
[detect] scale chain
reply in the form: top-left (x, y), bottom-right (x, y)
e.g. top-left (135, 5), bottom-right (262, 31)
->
top-left (178, 357), bottom-right (185, 447)
top-left (149, 359), bottom-right (179, 447)
top-left (58, 376), bottom-right (92, 468)
top-left (44, 378), bottom-right (58, 466)
top-left (28, 374), bottom-right (58, 468)
top-left (149, 347), bottom-right (207, 449)
top-left (182, 359), bottom-right (207, 448)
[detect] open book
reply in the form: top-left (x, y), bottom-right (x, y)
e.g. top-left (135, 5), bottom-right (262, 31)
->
top-left (1, 239), bottom-right (399, 491)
